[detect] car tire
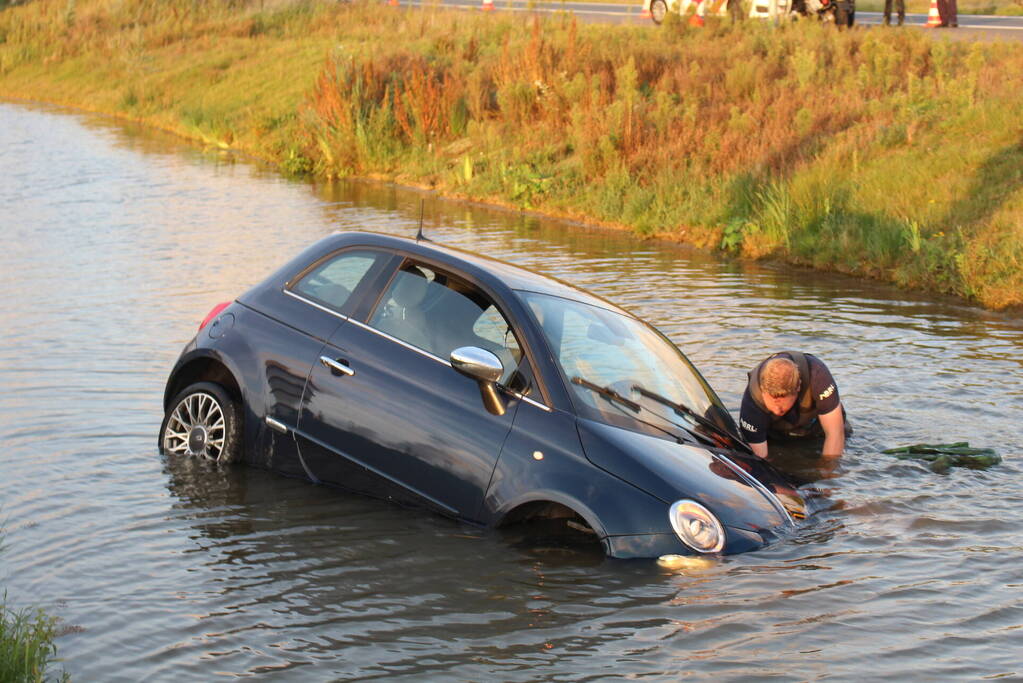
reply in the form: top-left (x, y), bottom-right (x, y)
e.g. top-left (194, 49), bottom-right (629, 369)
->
top-left (651, 0), bottom-right (668, 24)
top-left (160, 381), bottom-right (242, 463)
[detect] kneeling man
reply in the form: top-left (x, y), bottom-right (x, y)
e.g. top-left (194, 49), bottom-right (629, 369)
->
top-left (739, 351), bottom-right (846, 459)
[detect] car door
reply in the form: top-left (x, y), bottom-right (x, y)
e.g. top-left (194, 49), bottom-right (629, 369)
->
top-left (295, 258), bottom-right (534, 521)
top-left (246, 247), bottom-right (397, 477)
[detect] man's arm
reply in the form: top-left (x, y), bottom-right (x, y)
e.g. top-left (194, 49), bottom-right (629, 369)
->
top-left (819, 404), bottom-right (845, 458)
top-left (738, 388), bottom-right (770, 458)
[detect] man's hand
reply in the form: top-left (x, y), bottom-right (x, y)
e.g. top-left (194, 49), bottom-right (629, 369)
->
top-left (819, 404), bottom-right (845, 458)
top-left (750, 441), bottom-right (769, 459)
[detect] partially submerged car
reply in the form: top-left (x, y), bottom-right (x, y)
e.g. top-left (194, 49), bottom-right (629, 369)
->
top-left (160, 231), bottom-right (808, 558)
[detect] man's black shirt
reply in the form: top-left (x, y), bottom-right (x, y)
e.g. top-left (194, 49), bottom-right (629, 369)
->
top-left (739, 354), bottom-right (841, 444)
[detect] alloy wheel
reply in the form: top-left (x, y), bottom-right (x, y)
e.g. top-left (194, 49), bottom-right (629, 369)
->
top-left (163, 391), bottom-right (227, 461)
top-left (652, 0), bottom-right (668, 23)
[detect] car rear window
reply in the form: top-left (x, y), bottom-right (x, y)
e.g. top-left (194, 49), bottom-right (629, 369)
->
top-left (291, 250), bottom-right (381, 313)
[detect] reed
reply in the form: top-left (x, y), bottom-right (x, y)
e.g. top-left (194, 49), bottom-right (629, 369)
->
top-left (0, 526), bottom-right (68, 682)
top-left (2, 0), bottom-right (1021, 308)
top-left (0, 598), bottom-right (68, 682)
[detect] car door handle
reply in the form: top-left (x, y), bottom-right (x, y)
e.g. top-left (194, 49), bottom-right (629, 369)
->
top-left (320, 355), bottom-right (355, 377)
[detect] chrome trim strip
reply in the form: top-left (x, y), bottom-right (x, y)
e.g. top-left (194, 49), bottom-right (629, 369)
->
top-left (320, 356), bottom-right (355, 376)
top-left (712, 454), bottom-right (796, 527)
top-left (265, 416), bottom-right (289, 434)
top-left (283, 289), bottom-right (350, 322)
top-left (346, 318), bottom-right (449, 365)
top-left (324, 313), bottom-right (555, 412)
top-left (519, 395), bottom-right (553, 413)
top-left (274, 308), bottom-right (552, 411)
top-left (290, 425), bottom-right (459, 516)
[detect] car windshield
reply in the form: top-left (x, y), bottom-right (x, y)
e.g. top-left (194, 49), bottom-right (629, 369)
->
top-left (522, 291), bottom-right (736, 441)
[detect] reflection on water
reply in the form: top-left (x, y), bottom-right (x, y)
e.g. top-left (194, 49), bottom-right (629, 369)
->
top-left (1, 101), bottom-right (1022, 681)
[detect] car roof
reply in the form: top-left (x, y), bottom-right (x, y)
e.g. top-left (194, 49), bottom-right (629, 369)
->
top-left (330, 231), bottom-right (635, 317)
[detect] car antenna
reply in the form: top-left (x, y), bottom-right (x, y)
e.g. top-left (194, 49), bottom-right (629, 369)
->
top-left (415, 199), bottom-right (431, 243)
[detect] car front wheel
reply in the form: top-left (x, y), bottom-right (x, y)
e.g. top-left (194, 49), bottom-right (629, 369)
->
top-left (651, 0), bottom-right (668, 24)
top-left (160, 381), bottom-right (241, 463)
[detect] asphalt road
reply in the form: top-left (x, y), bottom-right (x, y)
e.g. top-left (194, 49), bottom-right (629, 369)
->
top-left (405, 0), bottom-right (1023, 39)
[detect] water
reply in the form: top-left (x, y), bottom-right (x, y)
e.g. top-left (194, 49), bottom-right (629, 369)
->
top-left (1, 100), bottom-right (1021, 681)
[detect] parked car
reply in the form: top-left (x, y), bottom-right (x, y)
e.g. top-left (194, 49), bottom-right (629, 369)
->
top-left (645, 0), bottom-right (853, 26)
top-left (160, 231), bottom-right (809, 559)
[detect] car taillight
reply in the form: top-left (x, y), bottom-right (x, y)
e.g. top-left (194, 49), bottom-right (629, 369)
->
top-left (199, 302), bottom-right (232, 331)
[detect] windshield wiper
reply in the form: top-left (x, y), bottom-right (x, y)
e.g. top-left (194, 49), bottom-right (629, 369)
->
top-left (630, 384), bottom-right (751, 454)
top-left (570, 376), bottom-right (726, 449)
top-left (570, 376), bottom-right (691, 444)
top-left (570, 376), bottom-right (642, 412)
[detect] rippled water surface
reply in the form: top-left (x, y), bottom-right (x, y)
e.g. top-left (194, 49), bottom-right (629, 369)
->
top-left (2, 101), bottom-right (1022, 681)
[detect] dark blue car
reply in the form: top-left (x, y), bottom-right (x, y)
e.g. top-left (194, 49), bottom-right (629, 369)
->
top-left (160, 231), bottom-right (807, 558)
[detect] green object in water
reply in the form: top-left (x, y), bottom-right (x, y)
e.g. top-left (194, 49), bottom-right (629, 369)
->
top-left (882, 442), bottom-right (1001, 472)
top-left (882, 442), bottom-right (968, 454)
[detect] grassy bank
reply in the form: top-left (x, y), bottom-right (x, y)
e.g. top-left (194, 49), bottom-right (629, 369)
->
top-left (2, 0), bottom-right (1022, 308)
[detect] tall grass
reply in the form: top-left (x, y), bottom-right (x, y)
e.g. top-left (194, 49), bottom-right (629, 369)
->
top-left (2, 0), bottom-right (1022, 308)
top-left (0, 596), bottom-right (69, 682)
top-left (296, 10), bottom-right (1023, 307)
top-left (0, 527), bottom-right (69, 682)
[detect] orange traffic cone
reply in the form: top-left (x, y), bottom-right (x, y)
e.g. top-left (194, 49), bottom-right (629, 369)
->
top-left (924, 0), bottom-right (942, 26)
top-left (687, 0), bottom-right (703, 25)
top-left (481, 0), bottom-right (495, 10)
top-left (688, 0), bottom-right (705, 25)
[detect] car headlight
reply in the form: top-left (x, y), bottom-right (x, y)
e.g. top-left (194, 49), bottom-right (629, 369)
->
top-left (669, 500), bottom-right (725, 554)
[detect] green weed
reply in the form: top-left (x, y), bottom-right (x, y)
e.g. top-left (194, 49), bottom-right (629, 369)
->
top-left (0, 596), bottom-right (69, 683)
top-left (0, 524), bottom-right (68, 683)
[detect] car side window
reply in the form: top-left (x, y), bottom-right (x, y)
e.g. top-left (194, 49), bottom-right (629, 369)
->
top-left (368, 262), bottom-right (529, 391)
top-left (473, 305), bottom-right (519, 354)
top-left (291, 250), bottom-right (380, 313)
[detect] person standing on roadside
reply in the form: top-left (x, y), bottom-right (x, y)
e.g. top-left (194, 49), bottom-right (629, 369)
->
top-left (936, 0), bottom-right (958, 26)
top-left (883, 0), bottom-right (904, 25)
top-left (738, 351), bottom-right (848, 460)
top-left (727, 0), bottom-right (745, 23)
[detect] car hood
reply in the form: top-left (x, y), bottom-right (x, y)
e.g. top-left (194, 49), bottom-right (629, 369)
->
top-left (576, 419), bottom-right (800, 534)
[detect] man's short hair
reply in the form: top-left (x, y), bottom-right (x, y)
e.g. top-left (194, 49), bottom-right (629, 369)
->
top-left (760, 357), bottom-right (800, 398)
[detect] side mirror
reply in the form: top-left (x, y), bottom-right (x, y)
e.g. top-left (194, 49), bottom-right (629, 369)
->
top-left (450, 346), bottom-right (506, 416)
